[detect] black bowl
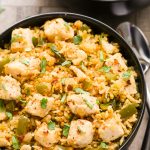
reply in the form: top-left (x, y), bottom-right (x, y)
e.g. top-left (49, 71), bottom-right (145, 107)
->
top-left (0, 12), bottom-right (146, 150)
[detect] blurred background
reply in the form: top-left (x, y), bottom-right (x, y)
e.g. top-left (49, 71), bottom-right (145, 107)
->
top-left (0, 0), bottom-right (149, 150)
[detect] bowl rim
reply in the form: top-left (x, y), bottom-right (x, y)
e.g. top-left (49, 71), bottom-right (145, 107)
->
top-left (0, 12), bottom-right (146, 150)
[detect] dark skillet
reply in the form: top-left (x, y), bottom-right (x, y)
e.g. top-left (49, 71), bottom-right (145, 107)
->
top-left (0, 12), bottom-right (146, 150)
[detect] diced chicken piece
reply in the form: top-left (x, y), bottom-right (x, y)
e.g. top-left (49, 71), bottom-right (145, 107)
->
top-left (125, 75), bottom-right (137, 95)
top-left (54, 145), bottom-right (73, 150)
top-left (60, 42), bottom-right (87, 65)
top-left (98, 117), bottom-right (124, 142)
top-left (80, 39), bottom-right (98, 53)
top-left (0, 112), bottom-right (7, 121)
top-left (25, 94), bottom-right (54, 117)
top-left (20, 145), bottom-right (32, 150)
top-left (106, 53), bottom-right (128, 71)
top-left (11, 28), bottom-right (34, 52)
top-left (67, 119), bottom-right (94, 148)
top-left (101, 39), bottom-right (116, 54)
top-left (0, 76), bottom-right (21, 100)
top-left (40, 51), bottom-right (56, 66)
top-left (23, 132), bottom-right (34, 143)
top-left (34, 122), bottom-right (61, 148)
top-left (44, 18), bottom-right (74, 42)
top-left (5, 57), bottom-right (40, 79)
top-left (0, 132), bottom-right (11, 147)
top-left (5, 61), bottom-right (27, 77)
top-left (70, 66), bottom-right (87, 81)
top-left (67, 94), bottom-right (99, 117)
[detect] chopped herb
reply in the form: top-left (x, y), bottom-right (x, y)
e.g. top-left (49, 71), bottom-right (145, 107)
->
top-left (40, 98), bottom-right (48, 109)
top-left (50, 44), bottom-right (64, 61)
top-left (73, 35), bottom-right (82, 45)
top-left (96, 99), bottom-right (100, 105)
top-left (83, 98), bottom-right (93, 109)
top-left (61, 93), bottom-right (67, 103)
top-left (100, 142), bottom-right (108, 149)
top-left (11, 34), bottom-right (22, 43)
top-left (99, 66), bottom-right (111, 73)
top-left (22, 60), bottom-right (30, 66)
top-left (40, 57), bottom-right (47, 73)
top-left (12, 136), bottom-right (20, 150)
top-left (48, 121), bottom-right (55, 130)
top-left (122, 71), bottom-right (131, 78)
top-left (6, 112), bottom-right (13, 120)
top-left (80, 61), bottom-right (87, 71)
top-left (100, 51), bottom-right (104, 62)
top-left (0, 100), bottom-right (5, 112)
top-left (63, 124), bottom-right (70, 137)
top-left (32, 37), bottom-right (38, 47)
top-left (74, 88), bottom-right (89, 95)
top-left (61, 60), bottom-right (72, 67)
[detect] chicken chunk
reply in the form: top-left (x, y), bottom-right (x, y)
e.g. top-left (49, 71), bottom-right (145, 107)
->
top-left (98, 117), bottom-right (124, 142)
top-left (125, 74), bottom-right (137, 95)
top-left (25, 94), bottom-right (54, 117)
top-left (80, 39), bottom-right (98, 53)
top-left (0, 112), bottom-right (7, 121)
top-left (20, 145), bottom-right (32, 150)
top-left (70, 66), bottom-right (87, 81)
top-left (67, 94), bottom-right (99, 117)
top-left (44, 18), bottom-right (74, 42)
top-left (0, 132), bottom-right (10, 147)
top-left (67, 119), bottom-right (94, 148)
top-left (59, 42), bottom-right (87, 65)
top-left (106, 53), bottom-right (128, 72)
top-left (0, 76), bottom-right (21, 100)
top-left (101, 39), bottom-right (117, 54)
top-left (34, 122), bottom-right (61, 148)
top-left (11, 28), bottom-right (34, 52)
top-left (23, 132), bottom-right (34, 143)
top-left (40, 51), bottom-right (56, 66)
top-left (5, 57), bottom-right (40, 79)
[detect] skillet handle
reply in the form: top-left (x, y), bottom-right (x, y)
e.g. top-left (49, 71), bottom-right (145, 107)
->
top-left (116, 22), bottom-right (150, 150)
top-left (142, 118), bottom-right (150, 150)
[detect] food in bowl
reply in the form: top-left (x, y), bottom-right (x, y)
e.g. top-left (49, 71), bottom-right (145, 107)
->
top-left (0, 18), bottom-right (141, 150)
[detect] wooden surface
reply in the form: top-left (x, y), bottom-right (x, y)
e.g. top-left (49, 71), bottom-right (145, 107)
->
top-left (0, 0), bottom-right (149, 149)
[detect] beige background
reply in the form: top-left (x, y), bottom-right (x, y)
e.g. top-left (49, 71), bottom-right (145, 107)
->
top-left (0, 0), bottom-right (149, 149)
